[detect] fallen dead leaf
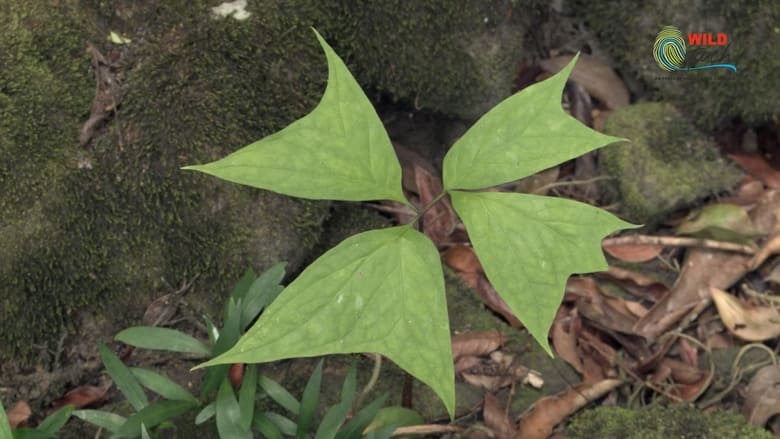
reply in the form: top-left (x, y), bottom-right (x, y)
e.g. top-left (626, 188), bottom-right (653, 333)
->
top-left (52, 385), bottom-right (108, 410)
top-left (452, 330), bottom-right (506, 361)
top-left (455, 355), bottom-right (482, 374)
top-left (539, 55), bottom-right (630, 110)
top-left (710, 287), bottom-right (780, 341)
top-left (728, 153), bottom-right (780, 189)
top-left (443, 245), bottom-right (482, 273)
top-left (7, 401), bottom-right (31, 428)
top-left (461, 351), bottom-right (543, 392)
top-left (476, 275), bottom-right (523, 328)
top-left (483, 393), bottom-right (517, 439)
top-left (552, 313), bottom-right (583, 374)
top-left (602, 242), bottom-right (663, 263)
top-left (748, 229), bottom-right (780, 270)
top-left (743, 364), bottom-right (780, 429)
top-left (515, 379), bottom-right (623, 439)
top-left (414, 162), bottom-right (456, 244)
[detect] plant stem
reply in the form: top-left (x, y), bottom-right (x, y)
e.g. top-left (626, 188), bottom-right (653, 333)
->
top-left (410, 191), bottom-right (448, 227)
top-left (355, 353), bottom-right (382, 409)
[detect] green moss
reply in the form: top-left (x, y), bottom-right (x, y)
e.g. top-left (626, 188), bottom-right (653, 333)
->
top-left (0, 1), bottom-right (331, 365)
top-left (575, 0), bottom-right (779, 129)
top-left (568, 405), bottom-right (773, 439)
top-left (314, 0), bottom-right (529, 120)
top-left (600, 102), bottom-right (741, 223)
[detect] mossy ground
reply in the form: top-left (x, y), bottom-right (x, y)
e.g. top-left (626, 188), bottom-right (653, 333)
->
top-left (568, 404), bottom-right (773, 439)
top-left (600, 102), bottom-right (741, 223)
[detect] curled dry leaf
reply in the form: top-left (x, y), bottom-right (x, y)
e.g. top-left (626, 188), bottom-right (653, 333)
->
top-left (515, 379), bottom-right (622, 439)
top-left (443, 245), bottom-right (482, 273)
top-left (602, 242), bottom-right (663, 263)
top-left (709, 287), bottom-right (780, 341)
top-left (52, 385), bottom-right (108, 410)
top-left (7, 400), bottom-right (31, 428)
top-left (452, 330), bottom-right (506, 361)
top-left (552, 313), bottom-right (583, 374)
top-left (743, 364), bottom-right (780, 429)
top-left (483, 393), bottom-right (517, 439)
top-left (539, 54), bottom-right (630, 110)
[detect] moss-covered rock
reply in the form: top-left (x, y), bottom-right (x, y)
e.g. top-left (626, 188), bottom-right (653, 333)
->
top-left (600, 102), bottom-right (741, 223)
top-left (317, 0), bottom-right (528, 120)
top-left (0, 0), bottom-right (332, 367)
top-left (575, 0), bottom-right (779, 129)
top-left (568, 404), bottom-right (773, 439)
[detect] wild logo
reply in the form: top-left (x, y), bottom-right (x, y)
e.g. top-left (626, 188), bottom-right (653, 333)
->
top-left (653, 25), bottom-right (736, 72)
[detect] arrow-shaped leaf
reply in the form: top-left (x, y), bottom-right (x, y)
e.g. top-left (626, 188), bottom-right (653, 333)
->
top-left (183, 29), bottom-right (407, 204)
top-left (442, 54), bottom-right (624, 191)
top-left (197, 226), bottom-right (455, 417)
top-left (450, 191), bottom-right (635, 353)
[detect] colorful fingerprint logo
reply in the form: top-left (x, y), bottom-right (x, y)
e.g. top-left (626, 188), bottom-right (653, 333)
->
top-left (653, 25), bottom-right (736, 72)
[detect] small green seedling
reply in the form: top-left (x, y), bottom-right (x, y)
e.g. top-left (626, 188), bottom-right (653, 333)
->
top-left (185, 29), bottom-right (634, 417)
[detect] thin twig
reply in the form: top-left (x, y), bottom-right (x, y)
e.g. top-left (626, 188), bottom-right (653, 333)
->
top-left (531, 175), bottom-right (612, 194)
top-left (602, 235), bottom-right (756, 254)
top-left (392, 424), bottom-right (465, 436)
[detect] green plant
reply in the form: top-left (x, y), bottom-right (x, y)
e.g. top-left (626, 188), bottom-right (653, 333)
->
top-left (73, 264), bottom-right (405, 438)
top-left (0, 398), bottom-right (73, 439)
top-left (186, 29), bottom-right (635, 417)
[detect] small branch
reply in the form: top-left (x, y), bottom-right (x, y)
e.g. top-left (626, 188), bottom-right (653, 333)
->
top-left (602, 235), bottom-right (756, 255)
top-left (410, 191), bottom-right (447, 227)
top-left (392, 424), bottom-right (465, 436)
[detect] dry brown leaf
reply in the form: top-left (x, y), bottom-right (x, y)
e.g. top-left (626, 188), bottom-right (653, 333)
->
top-left (552, 314), bottom-right (583, 374)
top-left (52, 385), bottom-right (108, 410)
top-left (721, 178), bottom-right (766, 205)
top-left (710, 287), bottom-right (780, 341)
top-left (483, 393), bottom-right (517, 439)
top-left (674, 370), bottom-right (713, 401)
top-left (748, 231), bottom-right (780, 270)
top-left (743, 364), bottom-right (780, 429)
top-left (455, 355), bottom-right (482, 374)
top-left (414, 163), bottom-right (456, 244)
top-left (728, 153), bottom-right (780, 189)
top-left (452, 330), bottom-right (506, 361)
top-left (599, 266), bottom-right (668, 302)
top-left (623, 300), bottom-right (649, 318)
top-left (678, 338), bottom-right (699, 367)
top-left (515, 379), bottom-right (622, 439)
top-left (461, 351), bottom-right (542, 392)
top-left (539, 55), bottom-right (630, 110)
top-left (603, 243), bottom-right (663, 263)
top-left (476, 275), bottom-right (523, 328)
top-left (443, 245), bottom-right (482, 273)
top-left (7, 401), bottom-right (31, 428)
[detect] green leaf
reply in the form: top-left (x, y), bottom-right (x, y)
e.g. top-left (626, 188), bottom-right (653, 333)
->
top-left (114, 400), bottom-right (197, 438)
top-left (258, 375), bottom-right (300, 416)
top-left (295, 360), bottom-right (323, 439)
top-left (196, 226), bottom-right (455, 417)
top-left (253, 412), bottom-right (283, 439)
top-left (36, 405), bottom-right (73, 435)
top-left (115, 327), bottom-right (210, 357)
top-left (9, 428), bottom-right (49, 439)
top-left (442, 54), bottom-right (624, 191)
top-left (238, 364), bottom-right (257, 431)
top-left (314, 362), bottom-right (357, 439)
top-left (216, 379), bottom-right (251, 439)
top-left (450, 191), bottom-right (635, 353)
top-left (130, 368), bottom-right (198, 403)
top-left (182, 29), bottom-right (407, 205)
top-left (240, 262), bottom-right (286, 330)
top-left (140, 423), bottom-right (151, 439)
top-left (72, 410), bottom-right (127, 433)
top-left (98, 344), bottom-right (148, 412)
top-left (0, 398), bottom-right (12, 439)
top-left (230, 267), bottom-right (257, 302)
top-left (263, 412), bottom-right (297, 436)
top-left (676, 203), bottom-right (760, 244)
top-left (335, 394), bottom-right (387, 439)
top-left (194, 402), bottom-right (215, 425)
top-left (364, 406), bottom-right (423, 434)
